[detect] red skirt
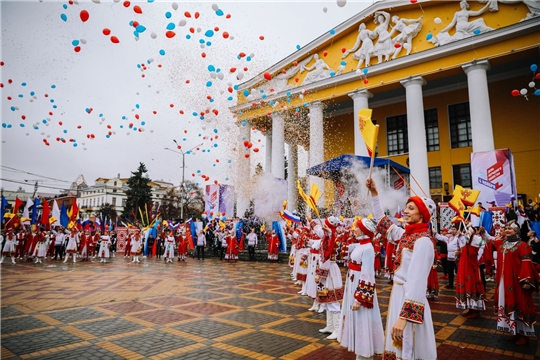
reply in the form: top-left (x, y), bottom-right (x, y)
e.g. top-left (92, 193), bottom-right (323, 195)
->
top-left (427, 267), bottom-right (439, 297)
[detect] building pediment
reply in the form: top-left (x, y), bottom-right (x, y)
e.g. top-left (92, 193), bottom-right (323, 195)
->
top-left (233, 0), bottom-right (537, 111)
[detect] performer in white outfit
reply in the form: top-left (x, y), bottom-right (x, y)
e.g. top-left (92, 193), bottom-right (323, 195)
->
top-left (295, 227), bottom-right (310, 295)
top-left (1, 229), bottom-right (17, 264)
top-left (306, 220), bottom-right (323, 312)
top-left (130, 233), bottom-right (143, 263)
top-left (316, 216), bottom-right (344, 340)
top-left (63, 228), bottom-right (79, 264)
top-left (98, 231), bottom-right (111, 263)
top-left (338, 218), bottom-right (384, 360)
top-left (164, 230), bottom-right (176, 263)
top-left (34, 230), bottom-right (49, 263)
top-left (367, 178), bottom-right (437, 360)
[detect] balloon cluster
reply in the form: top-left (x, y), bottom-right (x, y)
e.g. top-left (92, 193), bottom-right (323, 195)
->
top-left (511, 64), bottom-right (540, 100)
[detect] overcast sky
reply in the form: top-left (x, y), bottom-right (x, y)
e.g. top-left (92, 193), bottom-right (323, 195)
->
top-left (1, 0), bottom-right (373, 195)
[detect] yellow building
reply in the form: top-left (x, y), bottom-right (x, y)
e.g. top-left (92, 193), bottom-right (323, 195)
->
top-left (231, 0), bottom-right (540, 214)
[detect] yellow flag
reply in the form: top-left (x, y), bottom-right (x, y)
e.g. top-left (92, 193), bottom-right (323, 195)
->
top-left (203, 225), bottom-right (209, 232)
top-left (358, 108), bottom-right (379, 158)
top-left (367, 213), bottom-right (373, 219)
top-left (49, 216), bottom-right (57, 225)
top-left (260, 224), bottom-right (265, 232)
top-left (310, 183), bottom-right (322, 206)
top-left (297, 180), bottom-right (319, 217)
top-left (282, 200), bottom-right (288, 211)
top-left (469, 205), bottom-right (481, 217)
top-left (456, 185), bottom-right (481, 206)
top-left (448, 194), bottom-right (465, 214)
top-left (219, 220), bottom-right (226, 230)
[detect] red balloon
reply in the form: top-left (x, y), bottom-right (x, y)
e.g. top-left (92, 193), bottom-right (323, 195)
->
top-left (189, 27), bottom-right (195, 33)
top-left (133, 5), bottom-right (142, 14)
top-left (264, 72), bottom-right (272, 81)
top-left (103, 28), bottom-right (111, 35)
top-left (293, 61), bottom-right (298, 66)
top-left (535, 73), bottom-right (540, 79)
top-left (363, 78), bottom-right (369, 84)
top-left (223, 32), bottom-right (229, 39)
top-left (323, 51), bottom-right (328, 57)
top-left (132, 21), bottom-right (139, 28)
top-left (59, 121), bottom-right (63, 125)
top-left (341, 47), bottom-right (347, 53)
top-left (194, 12), bottom-right (200, 19)
top-left (110, 36), bottom-right (120, 43)
top-left (214, 27), bottom-right (219, 32)
top-left (179, 110), bottom-right (184, 114)
top-left (123, 1), bottom-right (130, 7)
top-left (244, 154), bottom-right (250, 158)
top-left (226, 14), bottom-right (231, 19)
top-left (253, 148), bottom-right (259, 153)
top-left (247, 142), bottom-right (253, 149)
top-left (214, 180), bottom-right (218, 185)
top-left (229, 67), bottom-right (236, 73)
top-left (212, 109), bottom-right (219, 115)
top-left (184, 11), bottom-right (191, 17)
top-left (511, 89), bottom-right (520, 97)
top-left (394, 43), bottom-right (401, 48)
top-left (259, 36), bottom-right (265, 40)
top-left (201, 52), bottom-right (206, 58)
top-left (80, 10), bottom-right (89, 22)
top-left (74, 46), bottom-right (81, 53)
top-left (410, 0), bottom-right (418, 3)
top-left (210, 211), bottom-right (214, 216)
top-left (166, 31), bottom-right (176, 38)
top-left (243, 140), bottom-right (249, 147)
top-left (228, 87), bottom-right (233, 93)
top-left (239, 52), bottom-right (246, 58)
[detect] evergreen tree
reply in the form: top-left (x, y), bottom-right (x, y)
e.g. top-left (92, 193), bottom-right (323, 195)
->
top-left (124, 162), bottom-right (152, 222)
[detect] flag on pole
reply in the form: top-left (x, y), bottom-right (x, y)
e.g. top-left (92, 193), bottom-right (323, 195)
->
top-left (1, 195), bottom-right (9, 223)
top-left (70, 200), bottom-right (79, 222)
top-left (31, 198), bottom-right (40, 224)
top-left (40, 199), bottom-right (50, 229)
top-left (13, 197), bottom-right (23, 215)
top-left (51, 200), bottom-right (61, 226)
top-left (60, 202), bottom-right (69, 227)
top-left (297, 180), bottom-right (319, 217)
top-left (309, 183), bottom-right (322, 207)
top-left (358, 108), bottom-right (379, 158)
top-left (455, 185), bottom-right (481, 206)
top-left (22, 198), bottom-right (33, 224)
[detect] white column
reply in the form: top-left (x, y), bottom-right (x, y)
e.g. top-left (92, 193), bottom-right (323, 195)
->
top-left (309, 101), bottom-right (325, 206)
top-left (287, 143), bottom-right (299, 212)
top-left (462, 60), bottom-right (494, 152)
top-left (400, 76), bottom-right (430, 198)
top-left (236, 123), bottom-right (251, 217)
top-left (265, 131), bottom-right (272, 173)
top-left (348, 90), bottom-right (373, 156)
top-left (271, 112), bottom-right (285, 179)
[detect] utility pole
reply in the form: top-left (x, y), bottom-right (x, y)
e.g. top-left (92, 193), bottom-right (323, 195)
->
top-left (165, 141), bottom-right (203, 222)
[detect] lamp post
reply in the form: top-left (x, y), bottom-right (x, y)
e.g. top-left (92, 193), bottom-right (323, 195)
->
top-left (165, 141), bottom-right (203, 221)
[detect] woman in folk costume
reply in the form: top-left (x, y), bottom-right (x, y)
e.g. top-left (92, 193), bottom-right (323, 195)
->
top-left (426, 241), bottom-right (440, 300)
top-left (306, 217), bottom-right (324, 312)
top-left (482, 220), bottom-right (540, 346)
top-left (79, 230), bottom-right (90, 261)
top-left (64, 228), bottom-right (80, 264)
top-left (33, 229), bottom-right (49, 264)
top-left (225, 229), bottom-right (239, 262)
top-left (98, 230), bottom-right (111, 263)
top-left (267, 229), bottom-right (280, 262)
top-left (130, 232), bottom-right (143, 263)
top-left (295, 227), bottom-right (310, 295)
top-left (1, 229), bottom-right (18, 264)
top-left (455, 225), bottom-right (486, 318)
top-left (163, 229), bottom-right (176, 263)
top-left (316, 216), bottom-right (344, 340)
top-left (366, 178), bottom-right (437, 360)
top-left (25, 228), bottom-right (39, 261)
top-left (338, 218), bottom-right (384, 360)
top-left (177, 229), bottom-right (189, 262)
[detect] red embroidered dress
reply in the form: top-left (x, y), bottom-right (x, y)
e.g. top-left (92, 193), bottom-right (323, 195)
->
top-left (455, 234), bottom-right (486, 310)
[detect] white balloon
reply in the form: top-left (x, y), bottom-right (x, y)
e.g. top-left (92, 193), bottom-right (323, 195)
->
top-left (47, 135), bottom-right (50, 138)
top-left (41, 132), bottom-right (45, 135)
top-left (26, 133), bottom-right (29, 136)
top-left (82, 142), bottom-right (86, 145)
top-left (323, 7), bottom-right (328, 13)
top-left (29, 98), bottom-right (34, 102)
top-left (230, 36), bottom-right (234, 40)
top-left (251, 89), bottom-right (257, 95)
top-left (217, 72), bottom-right (224, 80)
top-left (172, 2), bottom-right (178, 10)
top-left (237, 72), bottom-right (244, 80)
top-left (200, 44), bottom-right (205, 49)
top-left (197, 27), bottom-right (201, 33)
top-left (434, 17), bottom-right (442, 24)
top-left (212, 3), bottom-right (219, 11)
top-left (246, 95), bottom-right (254, 101)
top-left (529, 81), bottom-right (536, 88)
top-left (156, 90), bottom-right (160, 94)
top-left (227, 82), bottom-right (232, 86)
top-left (83, 147), bottom-right (87, 150)
top-left (135, 36), bottom-right (139, 41)
top-left (33, 95), bottom-right (37, 99)
top-left (113, 0), bottom-right (120, 2)
top-left (178, 19), bottom-right (187, 26)
top-left (250, 53), bottom-right (255, 58)
top-left (520, 88), bottom-right (528, 95)
top-left (220, 90), bottom-right (224, 95)
top-left (151, 32), bottom-right (157, 39)
top-left (91, 0), bottom-right (100, 3)
top-left (210, 72), bottom-right (217, 79)
top-left (337, 0), bottom-right (347, 7)
top-left (80, 38), bottom-right (87, 44)
top-left (150, 130), bottom-right (154, 133)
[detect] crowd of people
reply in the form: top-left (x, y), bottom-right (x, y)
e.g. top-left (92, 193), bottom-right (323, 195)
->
top-left (1, 178), bottom-right (539, 359)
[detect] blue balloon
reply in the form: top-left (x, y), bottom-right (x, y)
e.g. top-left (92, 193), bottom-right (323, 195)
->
top-left (42, 119), bottom-right (47, 124)
top-left (296, 45), bottom-right (301, 50)
top-left (535, 89), bottom-right (540, 96)
top-left (22, 82), bottom-right (27, 86)
top-left (340, 60), bottom-right (346, 66)
top-left (215, 9), bottom-right (224, 16)
top-left (233, 85), bottom-right (239, 90)
top-left (228, 160), bottom-right (232, 163)
top-left (192, 112), bottom-right (198, 116)
top-left (106, 134), bottom-right (110, 138)
top-left (18, 94), bottom-right (23, 98)
top-left (141, 121), bottom-right (145, 125)
top-left (243, 89), bottom-right (250, 96)
top-left (473, 29), bottom-right (481, 35)
top-left (165, 11), bottom-right (172, 18)
top-left (2, 123), bottom-right (7, 128)
top-left (133, 127), bottom-right (137, 131)
top-left (213, 128), bottom-right (218, 133)
top-left (225, 177), bottom-right (229, 181)
top-left (330, 71), bottom-right (335, 77)
top-left (122, 115), bottom-right (126, 119)
top-left (63, 4), bottom-right (67, 9)
top-left (426, 33), bottom-right (433, 40)
top-left (129, 20), bottom-right (134, 26)
top-left (246, 56), bottom-right (251, 61)
top-left (7, 124), bottom-right (12, 129)
top-left (159, 49), bottom-right (165, 55)
top-left (63, 129), bottom-right (68, 133)
top-left (186, 34), bottom-right (191, 39)
top-left (61, 13), bottom-right (67, 22)
top-left (137, 64), bottom-right (141, 69)
top-left (329, 29), bottom-right (335, 35)
top-left (134, 31), bottom-right (139, 38)
top-left (199, 39), bottom-right (205, 44)
top-left (166, 22), bottom-right (175, 30)
top-left (208, 64), bottom-right (215, 72)
top-left (136, 25), bottom-right (146, 33)
top-left (120, 125), bottom-right (124, 128)
top-left (205, 30), bottom-right (214, 37)
top-left (20, 123), bottom-right (25, 127)
top-left (227, 96), bottom-right (233, 101)
top-left (10, 106), bottom-right (15, 111)
top-left (50, 99), bottom-right (54, 103)
top-left (53, 105), bottom-right (57, 109)
top-left (30, 91), bottom-right (35, 96)
top-left (206, 81), bottom-right (212, 87)
top-left (209, 98), bottom-right (214, 103)
top-left (72, 39), bottom-right (80, 46)
top-left (206, 41), bottom-right (211, 46)
top-left (99, 113), bottom-right (103, 117)
top-left (51, 84), bottom-right (56, 89)
top-left (136, 104), bottom-right (140, 108)
top-left (73, 143), bottom-right (78, 147)
top-left (213, 143), bottom-right (218, 147)
top-left (531, 64), bottom-right (538, 72)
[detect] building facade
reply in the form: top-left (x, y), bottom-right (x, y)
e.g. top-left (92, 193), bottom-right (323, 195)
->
top-left (231, 0), bottom-right (540, 214)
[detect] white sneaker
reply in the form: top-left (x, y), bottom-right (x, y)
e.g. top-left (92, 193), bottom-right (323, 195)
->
top-left (297, 290), bottom-right (303, 294)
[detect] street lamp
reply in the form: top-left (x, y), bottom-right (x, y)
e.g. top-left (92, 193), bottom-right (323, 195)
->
top-left (165, 141), bottom-right (203, 221)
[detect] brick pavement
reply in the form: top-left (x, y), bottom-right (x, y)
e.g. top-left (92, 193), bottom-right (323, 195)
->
top-left (1, 256), bottom-right (539, 359)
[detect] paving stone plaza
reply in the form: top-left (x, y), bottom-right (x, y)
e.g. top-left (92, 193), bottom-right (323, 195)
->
top-left (1, 257), bottom-right (539, 359)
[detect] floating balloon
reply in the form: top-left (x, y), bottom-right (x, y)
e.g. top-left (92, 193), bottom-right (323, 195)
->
top-left (110, 36), bottom-right (120, 43)
top-left (80, 9), bottom-right (89, 22)
top-left (61, 13), bottom-right (67, 21)
top-left (473, 29), bottom-right (481, 35)
top-left (264, 72), bottom-right (272, 80)
top-left (434, 17), bottom-right (442, 24)
top-left (136, 25), bottom-right (146, 32)
top-left (426, 33), bottom-right (433, 40)
top-left (103, 28), bottom-right (111, 35)
top-left (184, 11), bottom-right (191, 17)
top-left (166, 31), bottom-right (175, 38)
top-left (337, 0), bottom-right (347, 7)
top-left (159, 49), bottom-right (166, 55)
top-left (133, 5), bottom-right (142, 14)
top-left (511, 89), bottom-right (520, 97)
top-left (165, 11), bottom-right (172, 18)
top-left (166, 22), bottom-right (175, 30)
top-left (329, 29), bottom-right (335, 35)
top-left (151, 32), bottom-right (157, 39)
top-left (520, 88), bottom-right (527, 95)
top-left (341, 47), bottom-right (346, 53)
top-left (531, 64), bottom-right (538, 72)
top-left (323, 7), bottom-right (328, 13)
